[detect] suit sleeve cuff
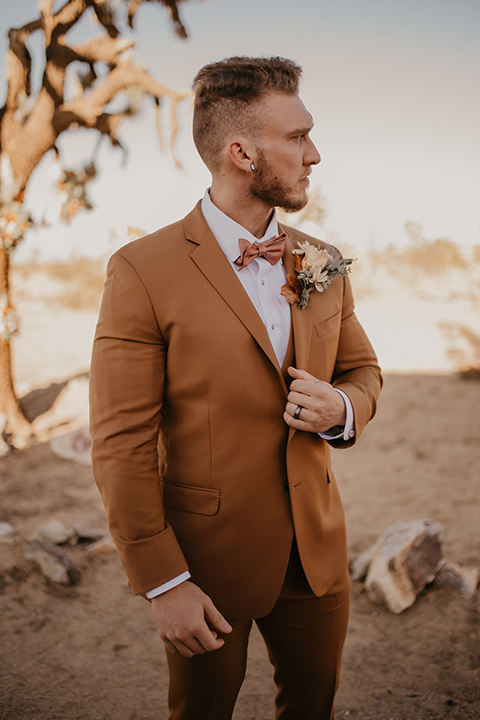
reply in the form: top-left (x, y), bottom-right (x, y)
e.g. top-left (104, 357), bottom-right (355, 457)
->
top-left (318, 389), bottom-right (355, 441)
top-left (145, 571), bottom-right (191, 599)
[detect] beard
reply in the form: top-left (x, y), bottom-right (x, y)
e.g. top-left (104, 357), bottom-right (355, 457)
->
top-left (249, 150), bottom-right (309, 213)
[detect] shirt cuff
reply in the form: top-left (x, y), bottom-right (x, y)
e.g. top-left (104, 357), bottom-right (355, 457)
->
top-left (318, 389), bottom-right (355, 442)
top-left (145, 571), bottom-right (191, 599)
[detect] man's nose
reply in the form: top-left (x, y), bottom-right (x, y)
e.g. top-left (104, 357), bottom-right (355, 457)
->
top-left (305, 137), bottom-right (321, 166)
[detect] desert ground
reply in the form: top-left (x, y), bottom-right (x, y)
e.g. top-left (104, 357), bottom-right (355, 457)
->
top-left (1, 242), bottom-right (479, 719)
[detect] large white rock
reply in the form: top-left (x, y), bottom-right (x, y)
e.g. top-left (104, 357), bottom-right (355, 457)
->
top-left (24, 540), bottom-right (81, 585)
top-left (0, 522), bottom-right (14, 538)
top-left (33, 376), bottom-right (89, 437)
top-left (49, 427), bottom-right (91, 466)
top-left (434, 560), bottom-right (479, 599)
top-left (0, 413), bottom-right (10, 456)
top-left (364, 519), bottom-right (445, 614)
top-left (30, 519), bottom-right (74, 544)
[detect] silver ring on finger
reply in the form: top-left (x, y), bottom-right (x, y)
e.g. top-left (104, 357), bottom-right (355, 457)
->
top-left (294, 405), bottom-right (304, 420)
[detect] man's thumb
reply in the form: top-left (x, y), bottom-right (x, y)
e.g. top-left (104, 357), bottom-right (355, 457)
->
top-left (205, 602), bottom-right (232, 634)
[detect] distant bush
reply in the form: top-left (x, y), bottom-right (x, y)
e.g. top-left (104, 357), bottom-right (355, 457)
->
top-left (370, 223), bottom-right (468, 275)
top-left (441, 322), bottom-right (480, 379)
top-left (16, 257), bottom-right (106, 311)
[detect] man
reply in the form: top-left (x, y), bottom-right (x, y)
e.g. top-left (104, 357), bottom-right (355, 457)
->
top-left (90, 56), bottom-right (382, 720)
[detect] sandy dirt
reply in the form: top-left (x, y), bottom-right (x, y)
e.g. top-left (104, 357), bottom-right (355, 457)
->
top-left (0, 261), bottom-right (479, 719)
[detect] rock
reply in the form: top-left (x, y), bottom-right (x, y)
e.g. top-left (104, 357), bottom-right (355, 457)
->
top-left (0, 522), bottom-right (14, 538)
top-left (24, 540), bottom-right (81, 585)
top-left (434, 560), bottom-right (479, 599)
top-left (49, 427), bottom-right (91, 466)
top-left (31, 519), bottom-right (74, 545)
top-left (0, 413), bottom-right (10, 456)
top-left (364, 519), bottom-right (445, 614)
top-left (33, 376), bottom-right (89, 437)
top-left (87, 534), bottom-right (117, 554)
top-left (72, 523), bottom-right (104, 543)
top-left (0, 437), bottom-right (11, 456)
top-left (350, 542), bottom-right (378, 581)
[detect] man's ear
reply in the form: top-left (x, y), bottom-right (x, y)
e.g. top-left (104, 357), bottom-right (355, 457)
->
top-left (225, 140), bottom-right (254, 173)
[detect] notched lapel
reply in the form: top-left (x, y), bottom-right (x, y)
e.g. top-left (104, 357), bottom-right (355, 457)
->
top-left (184, 205), bottom-right (288, 395)
top-left (281, 228), bottom-right (314, 373)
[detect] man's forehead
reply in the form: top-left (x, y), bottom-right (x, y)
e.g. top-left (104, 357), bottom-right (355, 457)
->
top-left (258, 91), bottom-right (314, 131)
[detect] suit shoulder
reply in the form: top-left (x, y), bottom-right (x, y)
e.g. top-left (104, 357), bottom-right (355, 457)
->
top-left (112, 217), bottom-right (186, 267)
top-left (281, 223), bottom-right (342, 261)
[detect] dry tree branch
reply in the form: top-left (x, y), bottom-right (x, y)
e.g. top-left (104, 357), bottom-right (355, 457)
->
top-left (169, 96), bottom-right (183, 168)
top-left (39, 0), bottom-right (56, 45)
top-left (127, 0), bottom-right (190, 38)
top-left (94, 111), bottom-right (130, 152)
top-left (52, 0), bottom-right (88, 36)
top-left (53, 60), bottom-right (191, 134)
top-left (88, 0), bottom-right (120, 38)
top-left (154, 98), bottom-right (163, 150)
top-left (6, 29), bottom-right (33, 111)
top-left (68, 36), bottom-right (135, 64)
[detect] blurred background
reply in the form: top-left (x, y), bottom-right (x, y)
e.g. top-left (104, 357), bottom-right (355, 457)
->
top-left (2, 0), bottom-right (479, 381)
top-left (3, 0), bottom-right (479, 262)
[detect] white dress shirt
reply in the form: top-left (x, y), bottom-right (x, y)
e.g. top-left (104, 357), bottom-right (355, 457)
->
top-left (146, 190), bottom-right (354, 599)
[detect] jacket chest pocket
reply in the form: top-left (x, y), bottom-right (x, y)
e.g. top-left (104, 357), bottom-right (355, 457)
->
top-left (314, 309), bottom-right (341, 339)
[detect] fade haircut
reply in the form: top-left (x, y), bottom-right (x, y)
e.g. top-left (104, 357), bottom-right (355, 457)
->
top-left (192, 56), bottom-right (302, 171)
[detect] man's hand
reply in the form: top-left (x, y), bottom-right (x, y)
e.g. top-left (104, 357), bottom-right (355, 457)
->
top-left (151, 581), bottom-right (232, 658)
top-left (284, 367), bottom-right (346, 433)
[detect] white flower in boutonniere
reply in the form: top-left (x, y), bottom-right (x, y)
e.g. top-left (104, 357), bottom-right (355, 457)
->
top-left (280, 241), bottom-right (355, 310)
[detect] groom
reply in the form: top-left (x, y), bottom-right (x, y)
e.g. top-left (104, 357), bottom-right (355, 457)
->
top-left (90, 56), bottom-right (382, 719)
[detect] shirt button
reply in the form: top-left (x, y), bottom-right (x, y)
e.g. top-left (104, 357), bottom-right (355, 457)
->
top-left (271, 324), bottom-right (275, 330)
top-left (348, 430), bottom-right (355, 438)
top-left (261, 280), bottom-right (265, 286)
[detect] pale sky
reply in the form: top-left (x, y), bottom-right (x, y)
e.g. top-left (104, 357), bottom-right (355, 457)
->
top-left (2, 0), bottom-right (479, 261)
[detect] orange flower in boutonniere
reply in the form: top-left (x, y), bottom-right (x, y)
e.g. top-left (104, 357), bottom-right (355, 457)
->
top-left (281, 241), bottom-right (355, 310)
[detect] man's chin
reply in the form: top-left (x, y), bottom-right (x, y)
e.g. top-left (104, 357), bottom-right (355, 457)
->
top-left (278, 193), bottom-right (308, 213)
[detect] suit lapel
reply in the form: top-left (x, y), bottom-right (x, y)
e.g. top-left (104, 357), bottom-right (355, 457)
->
top-left (280, 224), bottom-right (316, 444)
top-left (184, 203), bottom-right (288, 395)
top-left (280, 224), bottom-right (314, 374)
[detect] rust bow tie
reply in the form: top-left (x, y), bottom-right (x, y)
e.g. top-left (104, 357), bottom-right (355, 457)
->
top-left (234, 233), bottom-right (287, 270)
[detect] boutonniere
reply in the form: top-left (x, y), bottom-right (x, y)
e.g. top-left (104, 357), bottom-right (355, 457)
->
top-left (281, 241), bottom-right (355, 310)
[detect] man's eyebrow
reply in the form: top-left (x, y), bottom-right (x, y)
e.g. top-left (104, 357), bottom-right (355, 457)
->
top-left (289, 124), bottom-right (314, 135)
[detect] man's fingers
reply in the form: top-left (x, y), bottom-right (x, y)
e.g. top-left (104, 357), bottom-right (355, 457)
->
top-left (285, 401), bottom-right (311, 421)
top-left (151, 581), bottom-right (231, 657)
top-left (164, 638), bottom-right (179, 655)
top-left (288, 391), bottom-right (315, 409)
top-left (288, 366), bottom-right (317, 383)
top-left (162, 624), bottom-right (225, 656)
top-left (204, 600), bottom-right (233, 636)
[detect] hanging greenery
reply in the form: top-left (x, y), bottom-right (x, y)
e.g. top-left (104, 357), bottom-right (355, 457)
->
top-left (56, 163), bottom-right (98, 224)
top-left (0, 202), bottom-right (33, 254)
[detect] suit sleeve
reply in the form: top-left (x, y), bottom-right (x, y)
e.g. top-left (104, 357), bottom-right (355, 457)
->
top-left (329, 273), bottom-right (383, 448)
top-left (89, 252), bottom-right (189, 595)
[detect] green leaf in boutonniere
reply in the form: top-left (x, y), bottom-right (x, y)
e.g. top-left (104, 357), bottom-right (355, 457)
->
top-left (280, 241), bottom-right (355, 310)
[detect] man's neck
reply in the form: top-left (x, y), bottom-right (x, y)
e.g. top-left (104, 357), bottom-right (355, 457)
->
top-left (209, 183), bottom-right (274, 239)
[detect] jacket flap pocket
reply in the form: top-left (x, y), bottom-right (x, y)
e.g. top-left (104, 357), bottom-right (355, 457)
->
top-left (162, 481), bottom-right (220, 516)
top-left (314, 309), bottom-right (341, 338)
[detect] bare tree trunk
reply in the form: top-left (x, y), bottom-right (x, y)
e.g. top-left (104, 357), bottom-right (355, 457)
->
top-left (0, 248), bottom-right (31, 446)
top-left (0, 0), bottom-right (192, 447)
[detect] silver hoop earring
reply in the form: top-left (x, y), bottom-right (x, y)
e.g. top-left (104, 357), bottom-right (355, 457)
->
top-left (250, 162), bottom-right (255, 172)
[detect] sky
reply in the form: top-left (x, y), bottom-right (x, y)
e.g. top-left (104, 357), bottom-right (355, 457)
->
top-left (1, 0), bottom-right (479, 261)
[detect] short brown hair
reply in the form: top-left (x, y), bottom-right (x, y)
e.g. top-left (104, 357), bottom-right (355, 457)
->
top-left (192, 56), bottom-right (302, 170)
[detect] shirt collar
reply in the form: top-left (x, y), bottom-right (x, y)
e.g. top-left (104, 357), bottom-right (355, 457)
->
top-left (201, 188), bottom-right (279, 265)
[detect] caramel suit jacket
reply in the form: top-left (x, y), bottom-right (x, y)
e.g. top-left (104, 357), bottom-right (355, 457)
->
top-left (89, 202), bottom-right (382, 620)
